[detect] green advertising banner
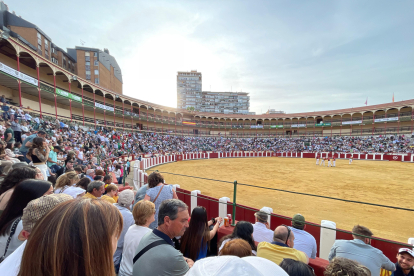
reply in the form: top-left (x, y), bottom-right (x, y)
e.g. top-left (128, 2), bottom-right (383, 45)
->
top-left (315, 123), bottom-right (331, 127)
top-left (270, 125), bottom-right (284, 129)
top-left (56, 88), bottom-right (82, 102)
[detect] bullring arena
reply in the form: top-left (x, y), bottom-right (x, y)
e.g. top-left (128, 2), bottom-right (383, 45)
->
top-left (150, 156), bottom-right (412, 243)
top-left (1, 7), bottom-right (414, 274)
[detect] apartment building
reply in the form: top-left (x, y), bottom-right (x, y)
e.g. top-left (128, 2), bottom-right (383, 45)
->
top-left (67, 47), bottom-right (123, 94)
top-left (199, 91), bottom-right (250, 114)
top-left (0, 1), bottom-right (122, 94)
top-left (177, 70), bottom-right (202, 109)
top-left (177, 70), bottom-right (250, 114)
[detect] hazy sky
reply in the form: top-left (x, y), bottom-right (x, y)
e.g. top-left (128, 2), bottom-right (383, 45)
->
top-left (11, 0), bottom-right (414, 114)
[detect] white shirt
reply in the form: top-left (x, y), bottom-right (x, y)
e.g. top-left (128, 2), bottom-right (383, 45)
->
top-left (0, 240), bottom-right (26, 276)
top-left (291, 227), bottom-right (317, 259)
top-left (119, 225), bottom-right (151, 276)
top-left (252, 222), bottom-right (273, 243)
top-left (0, 220), bottom-right (24, 259)
top-left (24, 114), bottom-right (31, 121)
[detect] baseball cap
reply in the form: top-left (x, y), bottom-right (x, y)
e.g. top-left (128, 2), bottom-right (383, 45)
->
top-left (184, 256), bottom-right (288, 276)
top-left (254, 211), bottom-right (269, 222)
top-left (399, 248), bottom-right (414, 258)
top-left (22, 194), bottom-right (72, 232)
top-left (292, 213), bottom-right (305, 228)
top-left (54, 146), bottom-right (63, 152)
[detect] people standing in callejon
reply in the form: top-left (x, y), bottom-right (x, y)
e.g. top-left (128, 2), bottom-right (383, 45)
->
top-left (144, 172), bottom-right (178, 229)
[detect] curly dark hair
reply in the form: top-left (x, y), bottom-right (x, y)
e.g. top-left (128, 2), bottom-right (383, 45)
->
top-left (148, 172), bottom-right (164, 188)
top-left (324, 257), bottom-right (371, 276)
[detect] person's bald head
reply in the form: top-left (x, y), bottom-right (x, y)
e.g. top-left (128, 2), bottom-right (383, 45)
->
top-left (273, 225), bottom-right (295, 248)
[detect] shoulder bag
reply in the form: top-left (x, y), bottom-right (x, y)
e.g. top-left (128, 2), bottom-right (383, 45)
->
top-left (0, 217), bottom-right (21, 263)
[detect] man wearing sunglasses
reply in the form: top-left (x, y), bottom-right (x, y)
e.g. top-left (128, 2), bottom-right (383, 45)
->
top-left (257, 224), bottom-right (308, 265)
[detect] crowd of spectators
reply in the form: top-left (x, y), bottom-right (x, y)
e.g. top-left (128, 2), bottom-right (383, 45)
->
top-left (0, 105), bottom-right (412, 275)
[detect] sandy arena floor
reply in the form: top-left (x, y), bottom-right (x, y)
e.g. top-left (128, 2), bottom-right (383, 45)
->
top-left (150, 157), bottom-right (413, 243)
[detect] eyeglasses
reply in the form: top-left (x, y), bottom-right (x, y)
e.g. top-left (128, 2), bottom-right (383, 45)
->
top-left (282, 224), bottom-right (291, 245)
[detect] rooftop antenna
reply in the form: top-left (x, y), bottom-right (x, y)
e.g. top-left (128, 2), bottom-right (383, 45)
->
top-left (80, 39), bottom-right (85, 46)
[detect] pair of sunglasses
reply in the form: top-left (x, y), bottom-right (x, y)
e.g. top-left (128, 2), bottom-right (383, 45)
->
top-left (282, 224), bottom-right (291, 245)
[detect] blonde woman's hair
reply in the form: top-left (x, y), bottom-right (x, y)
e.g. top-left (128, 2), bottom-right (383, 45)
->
top-left (55, 171), bottom-right (80, 190)
top-left (133, 200), bottom-right (155, 226)
top-left (18, 199), bottom-right (123, 276)
top-left (106, 184), bottom-right (118, 193)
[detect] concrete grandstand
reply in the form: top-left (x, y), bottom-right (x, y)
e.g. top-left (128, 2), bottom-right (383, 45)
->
top-left (0, 30), bottom-right (413, 138)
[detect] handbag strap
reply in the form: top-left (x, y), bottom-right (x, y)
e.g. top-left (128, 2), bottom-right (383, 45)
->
top-left (152, 185), bottom-right (165, 203)
top-left (133, 239), bottom-right (169, 264)
top-left (0, 217), bottom-right (21, 261)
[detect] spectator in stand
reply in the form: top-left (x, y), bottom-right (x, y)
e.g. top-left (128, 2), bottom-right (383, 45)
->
top-left (279, 258), bottom-right (315, 276)
top-left (119, 200), bottom-right (155, 276)
top-left (85, 169), bottom-right (95, 181)
top-left (144, 172), bottom-right (178, 229)
top-left (83, 181), bottom-right (105, 199)
top-left (93, 175), bottom-right (104, 181)
top-left (103, 175), bottom-right (113, 188)
top-left (24, 112), bottom-right (31, 124)
top-left (76, 177), bottom-right (91, 191)
top-left (19, 130), bottom-right (46, 163)
top-left (328, 225), bottom-right (395, 276)
top-left (392, 248), bottom-right (414, 276)
top-left (0, 194), bottom-right (72, 276)
top-left (219, 239), bottom-right (253, 257)
top-left (101, 184), bottom-right (118, 204)
top-left (0, 167), bottom-right (40, 215)
top-left (10, 118), bottom-right (21, 143)
top-left (290, 213), bottom-right (317, 259)
top-left (4, 122), bottom-right (14, 144)
top-left (180, 206), bottom-right (222, 261)
top-left (113, 190), bottom-right (135, 273)
top-left (54, 171), bottom-right (85, 198)
top-left (26, 137), bottom-right (50, 180)
top-left (18, 198), bottom-right (123, 276)
top-left (5, 143), bottom-right (22, 163)
top-left (0, 147), bottom-right (13, 176)
top-left (133, 199), bottom-right (193, 276)
top-left (253, 210), bottom-right (273, 243)
top-left (219, 221), bottom-right (257, 256)
top-left (56, 160), bottom-right (74, 177)
top-left (115, 164), bottom-right (123, 184)
top-left (324, 257), bottom-right (371, 276)
top-left (47, 145), bottom-right (64, 173)
top-left (0, 180), bottom-right (53, 259)
top-left (257, 225), bottom-right (308, 265)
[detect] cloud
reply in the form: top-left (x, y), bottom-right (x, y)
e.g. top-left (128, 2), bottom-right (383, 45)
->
top-left (11, 0), bottom-right (414, 114)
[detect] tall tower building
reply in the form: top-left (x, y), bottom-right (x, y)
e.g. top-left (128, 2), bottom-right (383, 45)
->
top-left (177, 70), bottom-right (202, 109)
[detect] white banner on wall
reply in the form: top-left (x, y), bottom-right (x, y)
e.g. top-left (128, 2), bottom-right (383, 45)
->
top-left (342, 120), bottom-right (362, 125)
top-left (374, 117), bottom-right (398, 123)
top-left (291, 124), bottom-right (306, 128)
top-left (0, 62), bottom-right (38, 86)
top-left (95, 102), bottom-right (114, 112)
